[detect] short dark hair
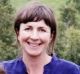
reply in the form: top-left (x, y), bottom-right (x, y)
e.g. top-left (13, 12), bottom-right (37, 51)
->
top-left (14, 2), bottom-right (57, 55)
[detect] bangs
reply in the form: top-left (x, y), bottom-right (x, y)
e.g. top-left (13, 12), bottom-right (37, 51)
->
top-left (15, 4), bottom-right (54, 30)
top-left (27, 6), bottom-right (51, 22)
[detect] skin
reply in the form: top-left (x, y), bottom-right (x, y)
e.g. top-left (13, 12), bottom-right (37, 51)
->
top-left (0, 64), bottom-right (5, 74)
top-left (17, 20), bottom-right (53, 74)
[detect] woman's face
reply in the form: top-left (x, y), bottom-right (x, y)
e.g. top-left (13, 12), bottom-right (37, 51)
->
top-left (17, 20), bottom-right (52, 56)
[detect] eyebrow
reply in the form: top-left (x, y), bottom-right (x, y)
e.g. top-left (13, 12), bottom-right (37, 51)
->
top-left (38, 26), bottom-right (47, 29)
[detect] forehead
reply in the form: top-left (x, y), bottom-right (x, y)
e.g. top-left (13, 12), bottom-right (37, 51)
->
top-left (21, 20), bottom-right (50, 29)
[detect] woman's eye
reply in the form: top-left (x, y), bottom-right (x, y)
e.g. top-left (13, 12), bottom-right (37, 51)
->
top-left (39, 29), bottom-right (46, 32)
top-left (24, 27), bottom-right (31, 30)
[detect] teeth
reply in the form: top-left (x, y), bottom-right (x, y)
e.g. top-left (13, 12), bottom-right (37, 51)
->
top-left (27, 41), bottom-right (42, 47)
top-left (30, 44), bottom-right (38, 47)
top-left (28, 42), bottom-right (40, 46)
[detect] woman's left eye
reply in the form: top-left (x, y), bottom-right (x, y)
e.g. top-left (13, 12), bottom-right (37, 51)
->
top-left (39, 28), bottom-right (46, 32)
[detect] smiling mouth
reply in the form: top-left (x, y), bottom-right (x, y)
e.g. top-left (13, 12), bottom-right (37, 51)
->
top-left (27, 41), bottom-right (42, 47)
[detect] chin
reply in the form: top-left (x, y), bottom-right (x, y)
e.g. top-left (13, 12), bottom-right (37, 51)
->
top-left (23, 47), bottom-right (44, 57)
top-left (26, 51), bottom-right (43, 57)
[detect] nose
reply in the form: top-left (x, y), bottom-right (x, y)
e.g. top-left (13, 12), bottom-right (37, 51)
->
top-left (30, 30), bottom-right (39, 41)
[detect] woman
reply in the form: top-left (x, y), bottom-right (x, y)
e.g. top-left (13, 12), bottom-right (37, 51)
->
top-left (1, 2), bottom-right (80, 74)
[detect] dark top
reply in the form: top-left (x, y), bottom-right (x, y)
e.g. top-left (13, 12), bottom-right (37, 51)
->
top-left (1, 56), bottom-right (80, 74)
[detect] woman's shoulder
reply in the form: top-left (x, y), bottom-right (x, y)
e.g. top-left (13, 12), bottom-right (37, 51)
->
top-left (50, 56), bottom-right (80, 74)
top-left (51, 55), bottom-right (79, 66)
top-left (0, 58), bottom-right (23, 72)
top-left (1, 58), bottom-right (20, 65)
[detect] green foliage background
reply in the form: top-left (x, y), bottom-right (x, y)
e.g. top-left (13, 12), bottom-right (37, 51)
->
top-left (0, 0), bottom-right (18, 60)
top-left (0, 0), bottom-right (80, 65)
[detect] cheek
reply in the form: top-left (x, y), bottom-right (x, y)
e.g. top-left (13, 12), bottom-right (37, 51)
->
top-left (17, 32), bottom-right (27, 43)
top-left (40, 34), bottom-right (51, 43)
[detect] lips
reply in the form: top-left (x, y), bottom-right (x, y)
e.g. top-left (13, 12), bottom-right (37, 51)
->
top-left (27, 41), bottom-right (42, 47)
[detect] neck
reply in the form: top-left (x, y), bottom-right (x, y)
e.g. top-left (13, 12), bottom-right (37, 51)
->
top-left (22, 52), bottom-right (52, 74)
